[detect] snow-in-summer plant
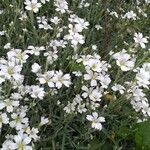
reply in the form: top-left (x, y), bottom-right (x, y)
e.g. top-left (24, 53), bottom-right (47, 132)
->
top-left (0, 0), bottom-right (149, 149)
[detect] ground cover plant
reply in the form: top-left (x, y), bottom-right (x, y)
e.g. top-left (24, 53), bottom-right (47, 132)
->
top-left (0, 0), bottom-right (150, 149)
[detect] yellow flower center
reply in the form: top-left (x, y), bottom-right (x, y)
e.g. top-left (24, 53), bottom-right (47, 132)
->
top-left (119, 60), bottom-right (126, 66)
top-left (15, 116), bottom-right (21, 123)
top-left (31, 4), bottom-right (36, 10)
top-left (8, 68), bottom-right (14, 75)
top-left (18, 142), bottom-right (25, 150)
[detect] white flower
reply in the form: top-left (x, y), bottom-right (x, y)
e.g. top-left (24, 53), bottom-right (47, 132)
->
top-left (134, 32), bottom-right (148, 48)
top-left (81, 85), bottom-right (93, 98)
top-left (7, 49), bottom-right (29, 64)
top-left (69, 33), bottom-right (85, 46)
top-left (109, 11), bottom-right (119, 18)
top-left (1, 139), bottom-right (16, 150)
top-left (74, 18), bottom-right (89, 31)
top-left (64, 102), bottom-right (76, 113)
top-left (84, 70), bottom-right (100, 86)
top-left (31, 63), bottom-right (41, 73)
top-left (142, 63), bottom-right (150, 73)
top-left (77, 103), bottom-right (87, 114)
top-left (0, 61), bottom-right (22, 80)
top-left (141, 101), bottom-right (150, 116)
top-left (124, 11), bottom-right (137, 20)
top-left (13, 133), bottom-right (32, 150)
top-left (40, 117), bottom-right (49, 126)
top-left (73, 95), bottom-right (83, 104)
top-left (112, 84), bottom-right (125, 94)
top-left (26, 46), bottom-right (45, 56)
top-left (39, 22), bottom-right (52, 30)
top-left (90, 101), bottom-right (100, 110)
top-left (19, 11), bottom-right (27, 21)
top-left (38, 71), bottom-right (55, 87)
top-left (29, 85), bottom-right (45, 99)
top-left (0, 113), bottom-right (9, 128)
top-left (86, 112), bottom-right (105, 130)
top-left (37, 16), bottom-right (52, 30)
top-left (48, 40), bottom-right (61, 51)
top-left (72, 71), bottom-right (82, 77)
top-left (24, 0), bottom-right (42, 13)
top-left (10, 112), bottom-right (29, 130)
top-left (136, 68), bottom-right (150, 88)
top-left (50, 16), bottom-right (60, 25)
top-left (37, 16), bottom-right (47, 23)
top-left (86, 59), bottom-right (102, 72)
top-left (95, 25), bottom-right (102, 30)
top-left (4, 43), bottom-right (11, 49)
top-left (0, 30), bottom-right (6, 36)
top-left (135, 63), bottom-right (150, 89)
top-left (132, 86), bottom-right (145, 98)
top-left (53, 70), bottom-right (71, 89)
top-left (54, 0), bottom-right (68, 13)
top-left (0, 98), bottom-right (19, 113)
top-left (99, 73), bottom-right (111, 89)
top-left (26, 127), bottom-right (39, 141)
top-left (92, 45), bottom-right (97, 50)
top-left (82, 86), bottom-right (102, 102)
top-left (90, 89), bottom-right (102, 102)
top-left (44, 51), bottom-right (58, 64)
top-left (113, 49), bottom-right (135, 71)
top-left (0, 10), bottom-right (4, 15)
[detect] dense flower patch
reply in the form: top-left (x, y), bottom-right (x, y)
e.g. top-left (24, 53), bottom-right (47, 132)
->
top-left (0, 0), bottom-right (149, 149)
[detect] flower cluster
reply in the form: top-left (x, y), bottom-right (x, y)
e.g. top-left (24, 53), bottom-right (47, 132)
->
top-left (0, 0), bottom-right (149, 149)
top-left (125, 63), bottom-right (150, 118)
